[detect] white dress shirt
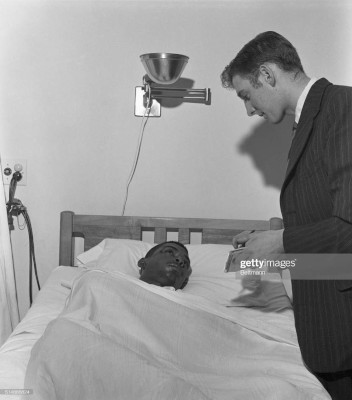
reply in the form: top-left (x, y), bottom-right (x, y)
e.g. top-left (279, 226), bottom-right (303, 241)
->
top-left (295, 77), bottom-right (318, 124)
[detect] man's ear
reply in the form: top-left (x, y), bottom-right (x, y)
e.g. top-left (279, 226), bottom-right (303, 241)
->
top-left (259, 64), bottom-right (276, 87)
top-left (138, 258), bottom-right (147, 276)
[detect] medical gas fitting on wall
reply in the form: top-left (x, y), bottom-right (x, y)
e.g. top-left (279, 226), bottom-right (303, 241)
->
top-left (2, 159), bottom-right (27, 186)
top-left (134, 53), bottom-right (211, 117)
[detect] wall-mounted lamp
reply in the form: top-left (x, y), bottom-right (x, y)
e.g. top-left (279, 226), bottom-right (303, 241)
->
top-left (134, 53), bottom-right (211, 117)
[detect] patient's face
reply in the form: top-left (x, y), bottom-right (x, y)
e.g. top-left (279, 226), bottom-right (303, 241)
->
top-left (138, 242), bottom-right (191, 290)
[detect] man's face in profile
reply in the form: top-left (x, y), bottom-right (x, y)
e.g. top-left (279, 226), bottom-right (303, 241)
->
top-left (138, 242), bottom-right (191, 289)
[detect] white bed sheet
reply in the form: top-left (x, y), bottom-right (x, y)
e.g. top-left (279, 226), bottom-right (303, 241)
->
top-left (25, 270), bottom-right (330, 400)
top-left (0, 243), bottom-right (330, 400)
top-left (0, 266), bottom-right (84, 391)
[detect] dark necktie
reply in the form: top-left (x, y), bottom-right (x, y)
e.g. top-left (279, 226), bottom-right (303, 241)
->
top-left (287, 121), bottom-right (298, 164)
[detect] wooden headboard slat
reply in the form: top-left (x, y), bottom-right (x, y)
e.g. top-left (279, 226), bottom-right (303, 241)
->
top-left (59, 211), bottom-right (74, 266)
top-left (202, 228), bottom-right (246, 245)
top-left (66, 214), bottom-right (271, 230)
top-left (59, 211), bottom-right (283, 267)
top-left (155, 227), bottom-right (167, 243)
top-left (178, 228), bottom-right (190, 244)
top-left (75, 225), bottom-right (143, 251)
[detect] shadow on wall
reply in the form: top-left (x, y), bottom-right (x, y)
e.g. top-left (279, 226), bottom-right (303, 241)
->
top-left (146, 77), bottom-right (211, 108)
top-left (145, 75), bottom-right (211, 108)
top-left (158, 78), bottom-right (194, 108)
top-left (238, 117), bottom-right (294, 190)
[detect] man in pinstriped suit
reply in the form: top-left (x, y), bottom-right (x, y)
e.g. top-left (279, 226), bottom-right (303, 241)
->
top-left (221, 31), bottom-right (352, 399)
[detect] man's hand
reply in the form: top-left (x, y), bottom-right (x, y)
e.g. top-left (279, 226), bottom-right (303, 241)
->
top-left (231, 229), bottom-right (285, 268)
top-left (233, 229), bottom-right (284, 254)
top-left (228, 229), bottom-right (285, 283)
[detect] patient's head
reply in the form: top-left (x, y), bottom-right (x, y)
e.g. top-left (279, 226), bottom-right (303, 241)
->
top-left (138, 241), bottom-right (192, 290)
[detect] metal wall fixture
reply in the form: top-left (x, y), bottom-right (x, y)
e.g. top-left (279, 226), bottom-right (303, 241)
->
top-left (134, 53), bottom-right (211, 117)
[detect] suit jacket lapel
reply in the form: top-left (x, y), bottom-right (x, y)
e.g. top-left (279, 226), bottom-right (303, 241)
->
top-left (282, 78), bottom-right (332, 191)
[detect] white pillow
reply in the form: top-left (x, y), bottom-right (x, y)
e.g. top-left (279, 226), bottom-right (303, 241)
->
top-left (77, 239), bottom-right (153, 277)
top-left (77, 240), bottom-right (233, 276)
top-left (76, 241), bottom-right (105, 265)
top-left (186, 244), bottom-right (233, 275)
top-left (76, 239), bottom-right (291, 310)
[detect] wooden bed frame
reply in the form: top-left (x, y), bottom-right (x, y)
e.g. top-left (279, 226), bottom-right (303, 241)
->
top-left (59, 211), bottom-right (283, 267)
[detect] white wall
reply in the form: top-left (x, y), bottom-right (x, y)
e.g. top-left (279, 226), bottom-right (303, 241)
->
top-left (1, 0), bottom-right (351, 318)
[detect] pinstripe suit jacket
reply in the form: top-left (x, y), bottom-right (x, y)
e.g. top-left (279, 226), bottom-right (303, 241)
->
top-left (280, 78), bottom-right (352, 373)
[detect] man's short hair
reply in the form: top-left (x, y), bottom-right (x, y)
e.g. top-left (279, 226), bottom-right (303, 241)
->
top-left (221, 31), bottom-right (304, 89)
top-left (145, 241), bottom-right (188, 258)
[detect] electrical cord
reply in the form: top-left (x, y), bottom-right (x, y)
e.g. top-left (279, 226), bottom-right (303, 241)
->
top-left (121, 86), bottom-right (151, 216)
top-left (6, 173), bottom-right (40, 306)
top-left (24, 210), bottom-right (40, 304)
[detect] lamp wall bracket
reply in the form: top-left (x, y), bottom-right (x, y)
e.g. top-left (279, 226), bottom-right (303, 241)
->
top-left (134, 80), bottom-right (211, 117)
top-left (134, 87), bottom-right (161, 117)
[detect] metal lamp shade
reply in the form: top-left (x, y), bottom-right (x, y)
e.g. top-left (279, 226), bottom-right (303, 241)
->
top-left (140, 53), bottom-right (189, 85)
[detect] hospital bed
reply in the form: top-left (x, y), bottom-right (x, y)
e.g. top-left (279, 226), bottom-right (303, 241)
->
top-left (0, 211), bottom-right (331, 399)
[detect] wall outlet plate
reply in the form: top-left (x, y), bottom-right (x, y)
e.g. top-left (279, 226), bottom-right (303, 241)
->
top-left (134, 87), bottom-right (161, 117)
top-left (2, 159), bottom-right (27, 185)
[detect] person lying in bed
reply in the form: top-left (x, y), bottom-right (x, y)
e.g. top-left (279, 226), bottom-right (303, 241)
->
top-left (138, 241), bottom-right (192, 290)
